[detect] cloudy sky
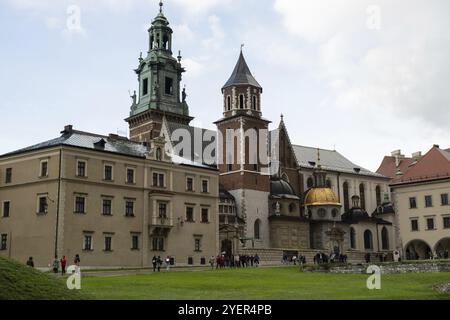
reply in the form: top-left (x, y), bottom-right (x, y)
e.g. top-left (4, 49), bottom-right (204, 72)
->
top-left (0, 0), bottom-right (449, 171)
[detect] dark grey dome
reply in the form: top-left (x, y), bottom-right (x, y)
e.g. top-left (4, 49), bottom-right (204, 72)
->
top-left (270, 179), bottom-right (298, 199)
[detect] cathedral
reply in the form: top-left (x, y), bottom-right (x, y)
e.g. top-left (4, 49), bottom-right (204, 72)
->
top-left (129, 3), bottom-right (398, 263)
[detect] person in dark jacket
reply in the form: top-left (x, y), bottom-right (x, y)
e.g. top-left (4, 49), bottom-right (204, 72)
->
top-left (26, 257), bottom-right (34, 268)
top-left (60, 256), bottom-right (67, 275)
top-left (74, 254), bottom-right (81, 266)
top-left (152, 256), bottom-right (157, 272)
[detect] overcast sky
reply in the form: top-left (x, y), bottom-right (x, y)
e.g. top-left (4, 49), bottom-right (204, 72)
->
top-left (0, 0), bottom-right (449, 171)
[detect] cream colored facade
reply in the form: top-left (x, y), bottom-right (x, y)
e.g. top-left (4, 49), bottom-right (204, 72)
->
top-left (392, 179), bottom-right (450, 259)
top-left (0, 139), bottom-right (219, 268)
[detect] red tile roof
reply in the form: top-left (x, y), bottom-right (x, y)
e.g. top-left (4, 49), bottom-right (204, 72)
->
top-left (391, 146), bottom-right (450, 185)
top-left (376, 156), bottom-right (416, 180)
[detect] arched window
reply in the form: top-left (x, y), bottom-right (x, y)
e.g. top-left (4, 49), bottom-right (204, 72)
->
top-left (381, 227), bottom-right (389, 250)
top-left (343, 182), bottom-right (350, 212)
top-left (376, 185), bottom-right (382, 206)
top-left (156, 148), bottom-right (162, 161)
top-left (252, 95), bottom-right (257, 110)
top-left (239, 95), bottom-right (244, 109)
top-left (350, 228), bottom-right (356, 249)
top-left (227, 96), bottom-right (231, 111)
top-left (364, 230), bottom-right (373, 250)
top-left (359, 184), bottom-right (366, 210)
top-left (254, 219), bottom-right (261, 240)
top-left (307, 177), bottom-right (314, 189)
top-left (331, 209), bottom-right (339, 218)
top-left (317, 208), bottom-right (327, 218)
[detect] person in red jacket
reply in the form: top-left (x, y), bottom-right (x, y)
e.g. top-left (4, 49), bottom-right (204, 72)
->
top-left (60, 256), bottom-right (67, 275)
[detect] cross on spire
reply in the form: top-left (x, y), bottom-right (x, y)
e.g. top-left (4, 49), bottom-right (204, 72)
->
top-left (159, 0), bottom-right (163, 13)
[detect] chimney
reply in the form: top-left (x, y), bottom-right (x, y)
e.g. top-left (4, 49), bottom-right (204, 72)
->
top-left (411, 151), bottom-right (422, 164)
top-left (391, 150), bottom-right (405, 168)
top-left (61, 125), bottom-right (73, 135)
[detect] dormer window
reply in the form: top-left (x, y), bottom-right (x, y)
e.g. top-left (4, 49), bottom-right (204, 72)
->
top-left (165, 77), bottom-right (174, 95)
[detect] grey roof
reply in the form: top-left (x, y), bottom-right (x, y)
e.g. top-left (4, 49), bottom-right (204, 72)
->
top-left (292, 145), bottom-right (387, 178)
top-left (270, 179), bottom-right (299, 199)
top-left (1, 129), bottom-right (211, 170)
top-left (222, 51), bottom-right (262, 90)
top-left (165, 121), bottom-right (217, 165)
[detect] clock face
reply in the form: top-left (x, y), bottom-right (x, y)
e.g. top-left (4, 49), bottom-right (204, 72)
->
top-left (318, 208), bottom-right (326, 218)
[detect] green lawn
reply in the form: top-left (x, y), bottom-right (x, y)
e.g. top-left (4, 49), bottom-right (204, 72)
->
top-left (82, 267), bottom-right (450, 300)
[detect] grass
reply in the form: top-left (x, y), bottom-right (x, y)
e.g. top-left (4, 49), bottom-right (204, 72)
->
top-left (82, 267), bottom-right (450, 300)
top-left (0, 256), bottom-right (88, 300)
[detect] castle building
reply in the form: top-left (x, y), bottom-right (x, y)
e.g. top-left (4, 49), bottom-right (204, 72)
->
top-left (378, 146), bottom-right (450, 259)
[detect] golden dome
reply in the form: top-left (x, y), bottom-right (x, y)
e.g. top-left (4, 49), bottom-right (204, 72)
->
top-left (304, 188), bottom-right (341, 206)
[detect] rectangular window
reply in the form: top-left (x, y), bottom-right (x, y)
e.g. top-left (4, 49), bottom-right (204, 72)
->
top-left (426, 218), bottom-right (435, 230)
top-left (3, 201), bottom-right (10, 218)
top-left (441, 194), bottom-right (449, 206)
top-left (194, 239), bottom-right (202, 252)
top-left (202, 180), bottom-right (209, 193)
top-left (159, 203), bottom-right (167, 219)
top-left (152, 237), bottom-right (164, 251)
top-left (132, 235), bottom-right (139, 250)
top-left (153, 173), bottom-right (165, 188)
top-left (77, 161), bottom-right (86, 177)
top-left (84, 235), bottom-right (93, 251)
top-left (409, 197), bottom-right (417, 209)
top-left (5, 168), bottom-right (12, 183)
top-left (125, 201), bottom-right (135, 217)
top-left (165, 77), bottom-right (173, 95)
top-left (443, 217), bottom-right (450, 229)
top-left (188, 257), bottom-right (193, 265)
top-left (227, 164), bottom-right (232, 172)
top-left (75, 196), bottom-right (86, 214)
top-left (143, 78), bottom-right (149, 96)
top-left (38, 196), bottom-right (48, 214)
top-left (425, 195), bottom-right (433, 208)
top-left (40, 161), bottom-right (48, 177)
top-left (104, 165), bottom-right (113, 181)
top-left (104, 236), bottom-right (112, 252)
top-left (200, 257), bottom-right (206, 265)
top-left (201, 208), bottom-right (209, 223)
top-left (0, 234), bottom-right (7, 250)
top-left (126, 168), bottom-right (135, 184)
top-left (186, 177), bottom-right (194, 191)
top-left (186, 207), bottom-right (194, 222)
top-left (102, 199), bottom-right (112, 216)
top-left (411, 219), bottom-right (419, 231)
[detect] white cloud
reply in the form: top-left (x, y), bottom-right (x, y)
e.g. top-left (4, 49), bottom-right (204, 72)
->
top-left (274, 0), bottom-right (450, 129)
top-left (202, 15), bottom-right (225, 51)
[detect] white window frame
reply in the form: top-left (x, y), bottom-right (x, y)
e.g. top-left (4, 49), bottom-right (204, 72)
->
top-left (103, 233), bottom-right (114, 252)
top-left (103, 164), bottom-right (114, 181)
top-left (36, 194), bottom-right (48, 214)
top-left (125, 198), bottom-right (136, 217)
top-left (76, 159), bottom-right (88, 177)
top-left (74, 194), bottom-right (87, 214)
top-left (83, 233), bottom-right (93, 251)
top-left (101, 197), bottom-right (114, 216)
top-left (201, 179), bottom-right (209, 193)
top-left (39, 159), bottom-right (49, 178)
top-left (186, 176), bottom-right (195, 192)
top-left (152, 171), bottom-right (166, 188)
top-left (126, 167), bottom-right (136, 184)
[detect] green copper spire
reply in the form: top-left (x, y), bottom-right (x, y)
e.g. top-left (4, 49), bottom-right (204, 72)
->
top-left (128, 1), bottom-right (189, 118)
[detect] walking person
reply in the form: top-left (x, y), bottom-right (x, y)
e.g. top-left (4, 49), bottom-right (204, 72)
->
top-left (152, 256), bottom-right (157, 272)
top-left (157, 256), bottom-right (162, 272)
top-left (165, 256), bottom-right (171, 272)
top-left (209, 256), bottom-right (215, 270)
top-left (60, 256), bottom-right (67, 275)
top-left (74, 254), bottom-right (81, 266)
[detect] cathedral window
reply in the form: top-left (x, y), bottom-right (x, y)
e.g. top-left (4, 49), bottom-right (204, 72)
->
top-left (165, 77), bottom-right (174, 95)
top-left (143, 78), bottom-right (149, 96)
top-left (350, 228), bottom-right (356, 249)
top-left (227, 96), bottom-right (231, 111)
top-left (364, 230), bottom-right (373, 250)
top-left (359, 184), bottom-right (366, 210)
top-left (239, 95), bottom-right (244, 109)
top-left (381, 227), bottom-right (389, 250)
top-left (254, 219), bottom-right (261, 240)
top-left (252, 95), bottom-right (257, 110)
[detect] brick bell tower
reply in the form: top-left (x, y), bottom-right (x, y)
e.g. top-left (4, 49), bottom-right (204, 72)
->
top-left (215, 49), bottom-right (271, 248)
top-left (126, 1), bottom-right (193, 143)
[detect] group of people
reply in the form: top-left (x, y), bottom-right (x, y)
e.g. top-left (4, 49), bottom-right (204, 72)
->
top-left (210, 254), bottom-right (261, 269)
top-left (313, 252), bottom-right (348, 264)
top-left (152, 256), bottom-right (172, 272)
top-left (282, 254), bottom-right (307, 265)
top-left (26, 254), bottom-right (81, 275)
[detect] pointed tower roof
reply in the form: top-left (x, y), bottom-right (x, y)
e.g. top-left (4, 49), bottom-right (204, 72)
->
top-left (222, 51), bottom-right (262, 91)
